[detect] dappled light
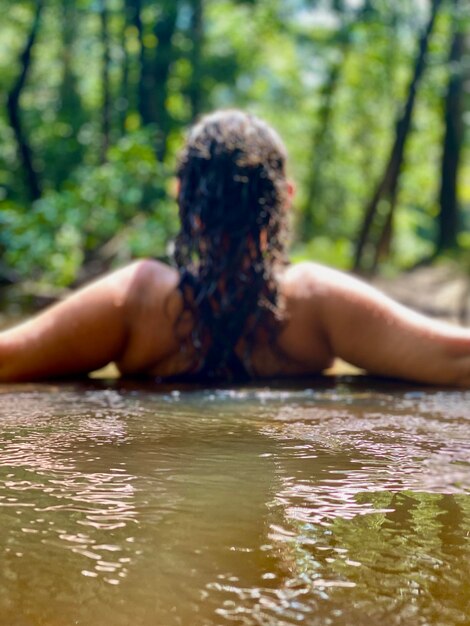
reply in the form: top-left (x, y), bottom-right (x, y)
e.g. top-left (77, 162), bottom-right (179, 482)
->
top-left (0, 0), bottom-right (468, 292)
top-left (0, 2), bottom-right (470, 624)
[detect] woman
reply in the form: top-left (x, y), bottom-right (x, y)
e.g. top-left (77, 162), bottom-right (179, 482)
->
top-left (0, 109), bottom-right (469, 385)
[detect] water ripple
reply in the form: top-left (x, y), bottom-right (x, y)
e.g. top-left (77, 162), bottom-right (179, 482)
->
top-left (0, 384), bottom-right (469, 625)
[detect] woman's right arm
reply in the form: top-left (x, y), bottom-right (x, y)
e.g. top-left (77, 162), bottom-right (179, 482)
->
top-left (0, 260), bottom-right (171, 382)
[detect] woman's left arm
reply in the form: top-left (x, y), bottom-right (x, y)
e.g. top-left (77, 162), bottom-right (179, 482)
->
top-left (301, 263), bottom-right (470, 387)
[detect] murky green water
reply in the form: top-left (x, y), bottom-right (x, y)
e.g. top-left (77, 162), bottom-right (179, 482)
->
top-left (0, 379), bottom-right (469, 626)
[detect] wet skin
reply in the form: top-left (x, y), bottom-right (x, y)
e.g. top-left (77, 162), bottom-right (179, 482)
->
top-left (1, 259), bottom-right (470, 386)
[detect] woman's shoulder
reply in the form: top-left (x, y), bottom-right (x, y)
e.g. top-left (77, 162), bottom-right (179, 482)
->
top-left (92, 259), bottom-right (179, 309)
top-left (114, 259), bottom-right (183, 375)
top-left (281, 261), bottom-right (372, 299)
top-left (122, 258), bottom-right (179, 290)
top-left (280, 261), bottom-right (338, 298)
top-left (119, 258), bottom-right (181, 326)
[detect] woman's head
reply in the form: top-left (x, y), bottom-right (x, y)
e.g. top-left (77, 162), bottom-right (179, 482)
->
top-left (176, 109), bottom-right (289, 263)
top-left (174, 110), bottom-right (290, 378)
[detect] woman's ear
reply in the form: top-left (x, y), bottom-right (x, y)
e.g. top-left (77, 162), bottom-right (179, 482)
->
top-left (286, 180), bottom-right (296, 207)
top-left (171, 177), bottom-right (181, 199)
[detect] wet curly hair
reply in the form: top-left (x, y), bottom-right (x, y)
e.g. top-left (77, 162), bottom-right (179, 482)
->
top-left (174, 109), bottom-right (289, 379)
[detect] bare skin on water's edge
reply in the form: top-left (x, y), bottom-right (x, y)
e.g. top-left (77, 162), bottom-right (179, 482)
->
top-left (1, 259), bottom-right (470, 386)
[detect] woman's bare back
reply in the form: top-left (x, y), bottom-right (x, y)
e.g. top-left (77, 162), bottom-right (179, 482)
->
top-left (116, 260), bottom-right (333, 380)
top-left (118, 262), bottom-right (470, 386)
top-left (116, 260), bottom-right (470, 386)
top-left (1, 258), bottom-right (470, 386)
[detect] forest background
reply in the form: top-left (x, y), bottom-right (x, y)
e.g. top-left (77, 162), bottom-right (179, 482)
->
top-left (0, 0), bottom-right (468, 306)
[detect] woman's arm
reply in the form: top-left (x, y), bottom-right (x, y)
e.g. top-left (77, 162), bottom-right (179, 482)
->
top-left (0, 262), bottom-right (145, 381)
top-left (300, 263), bottom-right (470, 386)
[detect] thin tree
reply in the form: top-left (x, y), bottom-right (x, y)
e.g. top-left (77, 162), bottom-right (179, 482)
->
top-left (6, 0), bottom-right (44, 202)
top-left (119, 0), bottom-right (143, 131)
top-left (188, 0), bottom-right (204, 121)
top-left (301, 0), bottom-right (370, 237)
top-left (135, 0), bottom-right (179, 160)
top-left (436, 0), bottom-right (465, 252)
top-left (353, 0), bottom-right (442, 273)
top-left (99, 0), bottom-right (112, 162)
top-left (301, 52), bottom-right (344, 238)
top-left (152, 0), bottom-right (179, 161)
top-left (53, 0), bottom-right (86, 187)
top-left (119, 0), bottom-right (132, 133)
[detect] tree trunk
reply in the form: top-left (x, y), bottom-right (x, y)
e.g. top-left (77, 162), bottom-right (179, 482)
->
top-left (6, 0), bottom-right (44, 202)
top-left (301, 59), bottom-right (343, 237)
top-left (137, 1), bottom-right (178, 161)
top-left (353, 0), bottom-right (442, 273)
top-left (99, 0), bottom-right (111, 162)
top-left (121, 0), bottom-right (142, 128)
top-left (138, 4), bottom-right (154, 126)
top-left (302, 1), bottom-right (361, 238)
top-left (152, 1), bottom-right (179, 160)
top-left (119, 0), bottom-right (131, 133)
top-left (436, 0), bottom-right (465, 252)
top-left (52, 0), bottom-right (85, 187)
top-left (188, 0), bottom-right (204, 121)
top-left (123, 0), bottom-right (146, 130)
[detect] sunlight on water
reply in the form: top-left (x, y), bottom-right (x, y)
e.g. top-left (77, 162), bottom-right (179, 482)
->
top-left (0, 381), bottom-right (469, 625)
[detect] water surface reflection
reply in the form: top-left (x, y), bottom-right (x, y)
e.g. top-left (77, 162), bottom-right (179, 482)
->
top-left (0, 382), bottom-right (469, 625)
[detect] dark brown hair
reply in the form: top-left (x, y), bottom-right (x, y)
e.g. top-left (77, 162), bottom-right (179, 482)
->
top-left (174, 109), bottom-right (289, 379)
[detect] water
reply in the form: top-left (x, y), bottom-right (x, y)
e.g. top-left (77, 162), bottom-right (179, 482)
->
top-left (0, 378), bottom-right (469, 626)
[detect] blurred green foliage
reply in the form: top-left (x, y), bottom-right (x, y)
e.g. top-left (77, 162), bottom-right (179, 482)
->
top-left (0, 0), bottom-right (468, 286)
